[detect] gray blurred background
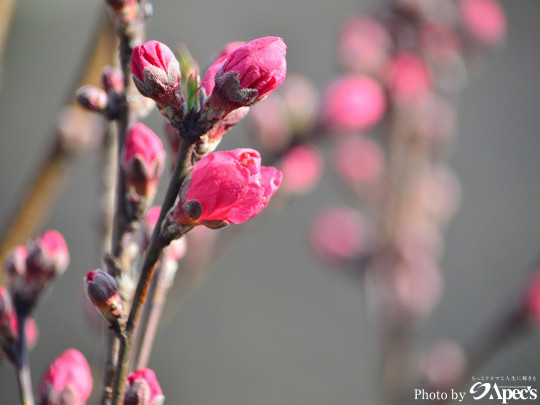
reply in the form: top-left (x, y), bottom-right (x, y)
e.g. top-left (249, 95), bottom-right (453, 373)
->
top-left (1, 0), bottom-right (540, 404)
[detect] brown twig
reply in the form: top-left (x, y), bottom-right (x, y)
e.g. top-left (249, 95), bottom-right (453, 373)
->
top-left (100, 3), bottom-right (147, 403)
top-left (112, 137), bottom-right (195, 405)
top-left (15, 311), bottom-right (34, 405)
top-left (0, 0), bottom-right (18, 76)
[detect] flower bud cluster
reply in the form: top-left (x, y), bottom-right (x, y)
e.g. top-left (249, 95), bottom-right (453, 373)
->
top-left (6, 230), bottom-right (69, 310)
top-left (130, 37), bottom-right (287, 151)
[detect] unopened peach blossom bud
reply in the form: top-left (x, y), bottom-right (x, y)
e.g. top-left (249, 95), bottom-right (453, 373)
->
top-left (76, 85), bottom-right (108, 114)
top-left (17, 230), bottom-right (69, 307)
top-left (131, 40), bottom-right (182, 109)
top-left (84, 270), bottom-right (125, 328)
top-left (37, 349), bottom-right (93, 405)
top-left (102, 66), bottom-right (124, 93)
top-left (125, 368), bottom-right (164, 405)
top-left (122, 123), bottom-right (165, 218)
top-left (208, 37), bottom-right (287, 116)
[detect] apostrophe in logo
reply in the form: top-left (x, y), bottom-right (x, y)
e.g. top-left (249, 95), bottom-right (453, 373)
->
top-left (470, 382), bottom-right (537, 403)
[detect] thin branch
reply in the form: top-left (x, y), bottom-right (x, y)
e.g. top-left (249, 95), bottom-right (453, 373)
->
top-left (15, 312), bottom-right (34, 405)
top-left (112, 137), bottom-right (194, 405)
top-left (0, 0), bottom-right (18, 78)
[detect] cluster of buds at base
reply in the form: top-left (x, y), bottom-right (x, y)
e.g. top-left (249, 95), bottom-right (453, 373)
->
top-left (122, 123), bottom-right (165, 221)
top-left (84, 270), bottom-right (126, 330)
top-left (75, 66), bottom-right (125, 120)
top-left (124, 368), bottom-right (164, 405)
top-left (6, 230), bottom-right (69, 311)
top-left (36, 349), bottom-right (93, 405)
top-left (162, 149), bottom-right (282, 242)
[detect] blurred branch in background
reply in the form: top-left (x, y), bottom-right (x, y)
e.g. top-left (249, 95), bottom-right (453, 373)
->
top-left (0, 0), bottom-right (17, 80)
top-left (0, 14), bottom-right (116, 276)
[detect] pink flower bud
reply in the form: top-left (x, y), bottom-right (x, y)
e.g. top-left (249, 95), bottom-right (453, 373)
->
top-left (76, 85), bottom-right (108, 113)
top-left (201, 41), bottom-right (246, 96)
top-left (102, 66), bottom-right (124, 93)
top-left (322, 74), bottom-right (386, 133)
top-left (37, 349), bottom-right (93, 405)
top-left (338, 16), bottom-right (391, 74)
top-left (209, 37), bottom-right (287, 112)
top-left (173, 149), bottom-right (282, 227)
top-left (131, 40), bottom-right (182, 108)
top-left (385, 52), bottom-right (432, 102)
top-left (125, 368), bottom-right (164, 405)
top-left (123, 123), bottom-right (165, 204)
top-left (310, 207), bottom-right (367, 262)
top-left (459, 0), bottom-right (506, 46)
top-left (84, 270), bottom-right (125, 327)
top-left (27, 230), bottom-right (70, 279)
top-left (279, 145), bottom-right (323, 195)
top-left (333, 135), bottom-right (384, 185)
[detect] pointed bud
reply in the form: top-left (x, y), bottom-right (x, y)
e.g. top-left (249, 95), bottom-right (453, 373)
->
top-left (76, 85), bottom-right (108, 114)
top-left (208, 37), bottom-right (287, 115)
top-left (102, 66), bottom-right (124, 94)
top-left (125, 368), bottom-right (164, 405)
top-left (122, 123), bottom-right (165, 218)
top-left (84, 270), bottom-right (125, 327)
top-left (37, 349), bottom-right (93, 405)
top-left (131, 41), bottom-right (182, 109)
top-left (201, 41), bottom-right (246, 96)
